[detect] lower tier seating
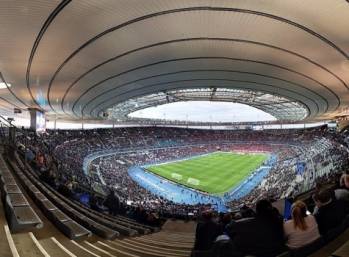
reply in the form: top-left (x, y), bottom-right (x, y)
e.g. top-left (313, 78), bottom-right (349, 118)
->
top-left (0, 156), bottom-right (43, 232)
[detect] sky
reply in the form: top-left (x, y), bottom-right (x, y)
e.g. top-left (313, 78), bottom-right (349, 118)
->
top-left (129, 101), bottom-right (277, 122)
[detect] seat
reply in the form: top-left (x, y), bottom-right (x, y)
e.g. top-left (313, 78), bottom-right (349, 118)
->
top-left (28, 185), bottom-right (40, 194)
top-left (34, 192), bottom-right (47, 201)
top-left (1, 175), bottom-right (16, 185)
top-left (49, 209), bottom-right (71, 223)
top-left (7, 193), bottom-right (29, 207)
top-left (39, 199), bottom-right (57, 211)
top-left (89, 222), bottom-right (119, 240)
top-left (60, 220), bottom-right (92, 240)
top-left (4, 184), bottom-right (21, 194)
top-left (6, 204), bottom-right (43, 231)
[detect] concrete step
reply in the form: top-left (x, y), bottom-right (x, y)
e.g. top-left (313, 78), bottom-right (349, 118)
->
top-left (61, 240), bottom-right (100, 257)
top-left (12, 232), bottom-right (49, 257)
top-left (81, 240), bottom-right (116, 257)
top-left (39, 237), bottom-right (76, 257)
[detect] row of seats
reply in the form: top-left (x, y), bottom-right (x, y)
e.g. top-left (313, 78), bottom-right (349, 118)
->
top-left (0, 156), bottom-right (42, 232)
top-left (16, 152), bottom-right (157, 236)
top-left (7, 156), bottom-right (91, 240)
top-left (73, 199), bottom-right (158, 234)
top-left (15, 151), bottom-right (158, 239)
top-left (12, 152), bottom-right (120, 240)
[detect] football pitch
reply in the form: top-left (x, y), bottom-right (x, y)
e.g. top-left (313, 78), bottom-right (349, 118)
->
top-left (146, 152), bottom-right (268, 194)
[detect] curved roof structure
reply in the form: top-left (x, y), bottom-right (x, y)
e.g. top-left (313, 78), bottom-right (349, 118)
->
top-left (0, 0), bottom-right (348, 123)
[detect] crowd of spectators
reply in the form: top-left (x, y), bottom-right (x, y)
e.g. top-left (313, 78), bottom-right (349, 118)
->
top-left (15, 126), bottom-right (349, 222)
top-left (193, 175), bottom-right (349, 256)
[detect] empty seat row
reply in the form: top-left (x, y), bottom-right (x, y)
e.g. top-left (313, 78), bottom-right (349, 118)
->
top-left (0, 155), bottom-right (43, 232)
top-left (73, 198), bottom-right (156, 234)
top-left (14, 152), bottom-right (120, 240)
top-left (7, 157), bottom-right (91, 240)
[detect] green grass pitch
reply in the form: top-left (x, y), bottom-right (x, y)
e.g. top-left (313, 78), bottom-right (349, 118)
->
top-left (146, 152), bottom-right (268, 194)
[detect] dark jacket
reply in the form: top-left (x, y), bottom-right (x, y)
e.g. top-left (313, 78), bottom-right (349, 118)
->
top-left (227, 216), bottom-right (285, 257)
top-left (315, 199), bottom-right (349, 235)
top-left (194, 220), bottom-right (223, 251)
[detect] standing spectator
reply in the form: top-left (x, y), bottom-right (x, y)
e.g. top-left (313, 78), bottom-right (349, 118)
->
top-left (283, 201), bottom-right (320, 249)
top-left (104, 190), bottom-right (120, 216)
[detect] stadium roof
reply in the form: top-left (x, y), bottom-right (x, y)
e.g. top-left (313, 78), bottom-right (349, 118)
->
top-left (0, 0), bottom-right (348, 123)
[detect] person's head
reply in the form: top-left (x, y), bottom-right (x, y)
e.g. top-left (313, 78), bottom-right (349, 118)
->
top-left (313, 189), bottom-right (332, 207)
top-left (202, 210), bottom-right (214, 222)
top-left (256, 199), bottom-right (273, 217)
top-left (221, 213), bottom-right (232, 225)
top-left (291, 201), bottom-right (308, 231)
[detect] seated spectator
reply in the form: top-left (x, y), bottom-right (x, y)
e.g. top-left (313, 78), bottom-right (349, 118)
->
top-left (193, 211), bottom-right (222, 251)
top-left (58, 181), bottom-right (74, 199)
top-left (227, 199), bottom-right (285, 257)
top-left (39, 169), bottom-right (56, 188)
top-left (283, 201), bottom-right (320, 249)
top-left (313, 189), bottom-right (349, 235)
top-left (335, 173), bottom-right (349, 202)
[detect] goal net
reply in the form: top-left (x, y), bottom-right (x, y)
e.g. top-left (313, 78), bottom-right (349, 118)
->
top-left (187, 177), bottom-right (200, 186)
top-left (171, 173), bottom-right (183, 180)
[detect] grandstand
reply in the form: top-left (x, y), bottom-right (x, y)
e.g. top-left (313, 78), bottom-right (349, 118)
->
top-left (0, 1), bottom-right (348, 257)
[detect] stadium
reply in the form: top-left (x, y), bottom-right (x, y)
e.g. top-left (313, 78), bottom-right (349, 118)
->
top-left (0, 1), bottom-right (348, 257)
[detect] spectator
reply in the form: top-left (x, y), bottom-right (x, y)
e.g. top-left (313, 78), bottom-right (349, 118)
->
top-left (58, 180), bottom-right (74, 199)
top-left (89, 194), bottom-right (100, 212)
top-left (283, 201), bottom-right (320, 249)
top-left (193, 211), bottom-right (222, 251)
top-left (219, 213), bottom-right (232, 234)
top-left (104, 190), bottom-right (120, 216)
top-left (39, 168), bottom-right (56, 188)
top-left (227, 199), bottom-right (285, 257)
top-left (313, 189), bottom-right (349, 235)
